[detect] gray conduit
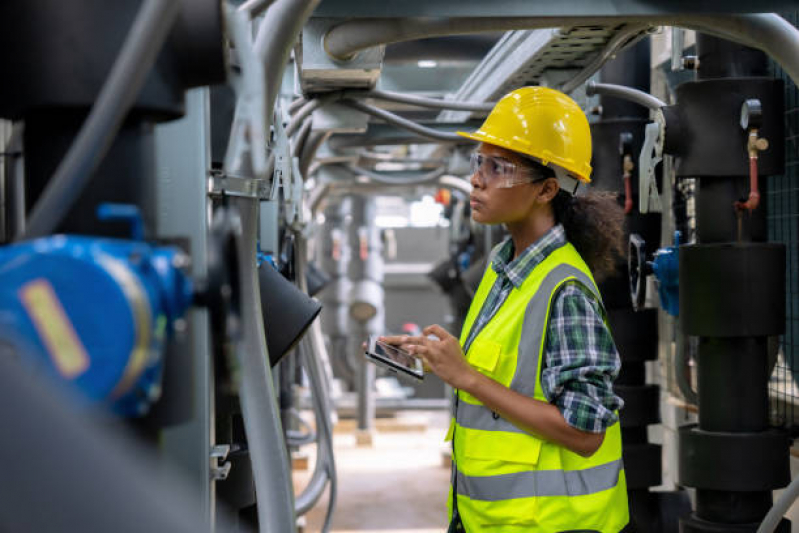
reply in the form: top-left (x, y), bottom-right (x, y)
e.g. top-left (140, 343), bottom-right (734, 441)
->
top-left (347, 164), bottom-right (448, 185)
top-left (586, 81), bottom-right (667, 111)
top-left (253, 0), bottom-right (321, 138)
top-left (300, 131), bottom-right (331, 179)
top-left (289, 97), bottom-right (308, 115)
top-left (292, 119), bottom-right (313, 158)
top-left (323, 14), bottom-right (799, 89)
top-left (286, 99), bottom-right (325, 138)
top-left (238, 0), bottom-right (277, 18)
top-left (341, 100), bottom-right (472, 143)
top-left (342, 88), bottom-right (494, 112)
top-left (230, 196), bottom-right (296, 533)
top-left (294, 235), bottom-right (337, 530)
top-left (21, 0), bottom-right (179, 240)
top-left (560, 24), bottom-right (651, 94)
top-left (757, 474), bottom-right (799, 533)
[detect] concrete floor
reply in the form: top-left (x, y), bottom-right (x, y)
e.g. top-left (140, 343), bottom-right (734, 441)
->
top-left (295, 411), bottom-right (451, 533)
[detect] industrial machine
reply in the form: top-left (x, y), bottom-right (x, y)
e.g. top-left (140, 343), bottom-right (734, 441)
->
top-left (2, 1), bottom-right (799, 532)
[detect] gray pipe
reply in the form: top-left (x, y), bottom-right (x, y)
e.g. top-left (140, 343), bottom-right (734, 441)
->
top-left (300, 131), bottom-right (331, 179)
top-left (292, 119), bottom-right (313, 158)
top-left (347, 164), bottom-right (447, 185)
top-left (586, 81), bottom-right (667, 111)
top-left (757, 474), bottom-right (799, 533)
top-left (230, 196), bottom-right (296, 533)
top-left (560, 24), bottom-right (651, 94)
top-left (323, 14), bottom-right (799, 89)
top-left (342, 100), bottom-right (471, 143)
top-left (286, 99), bottom-right (325, 138)
top-left (238, 0), bottom-right (276, 18)
top-left (294, 235), bottom-right (337, 530)
top-left (254, 0), bottom-right (321, 139)
top-left (343, 88), bottom-right (494, 112)
top-left (289, 97), bottom-right (308, 115)
top-left (21, 0), bottom-right (179, 239)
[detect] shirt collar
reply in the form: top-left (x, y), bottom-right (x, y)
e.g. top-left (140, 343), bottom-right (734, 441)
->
top-left (491, 224), bottom-right (567, 288)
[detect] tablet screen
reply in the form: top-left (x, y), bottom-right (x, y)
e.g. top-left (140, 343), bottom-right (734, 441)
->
top-left (366, 337), bottom-right (424, 380)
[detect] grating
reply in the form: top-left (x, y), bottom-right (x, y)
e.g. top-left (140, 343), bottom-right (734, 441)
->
top-left (439, 24), bottom-right (632, 123)
top-left (767, 10), bottom-right (799, 432)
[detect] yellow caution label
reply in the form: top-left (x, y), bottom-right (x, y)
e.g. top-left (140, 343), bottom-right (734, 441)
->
top-left (19, 279), bottom-right (90, 379)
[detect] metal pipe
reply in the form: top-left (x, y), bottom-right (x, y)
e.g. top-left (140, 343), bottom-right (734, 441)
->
top-left (347, 164), bottom-right (447, 185)
top-left (286, 98), bottom-right (325, 138)
top-left (230, 196), bottom-right (296, 533)
top-left (342, 88), bottom-right (494, 112)
top-left (254, 0), bottom-right (321, 140)
top-left (21, 0), bottom-right (179, 239)
top-left (289, 97), bottom-right (308, 115)
top-left (291, 118), bottom-right (313, 158)
top-left (238, 0), bottom-right (276, 18)
top-left (294, 234), bottom-right (337, 530)
top-left (300, 131), bottom-right (331, 179)
top-left (323, 14), bottom-right (799, 88)
top-left (356, 150), bottom-right (449, 166)
top-left (341, 100), bottom-right (471, 143)
top-left (586, 81), bottom-right (666, 111)
top-left (560, 24), bottom-right (651, 94)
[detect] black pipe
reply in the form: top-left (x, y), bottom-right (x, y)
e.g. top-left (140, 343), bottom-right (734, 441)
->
top-left (674, 34), bottom-right (790, 533)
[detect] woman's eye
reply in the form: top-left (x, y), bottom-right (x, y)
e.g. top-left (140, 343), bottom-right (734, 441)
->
top-left (488, 159), bottom-right (501, 175)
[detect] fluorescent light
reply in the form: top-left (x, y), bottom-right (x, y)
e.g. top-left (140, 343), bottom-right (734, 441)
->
top-left (417, 60), bottom-right (437, 68)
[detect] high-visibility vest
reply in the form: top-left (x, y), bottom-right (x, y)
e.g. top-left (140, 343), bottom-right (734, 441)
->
top-left (446, 241), bottom-right (629, 532)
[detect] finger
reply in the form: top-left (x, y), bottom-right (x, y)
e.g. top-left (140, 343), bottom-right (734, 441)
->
top-left (379, 335), bottom-right (408, 345)
top-left (406, 344), bottom-right (428, 356)
top-left (423, 324), bottom-right (450, 341)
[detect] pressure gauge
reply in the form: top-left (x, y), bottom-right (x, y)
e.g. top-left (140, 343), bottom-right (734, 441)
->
top-left (740, 98), bottom-right (763, 130)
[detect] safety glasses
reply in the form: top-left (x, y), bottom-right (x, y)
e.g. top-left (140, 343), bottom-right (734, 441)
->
top-left (469, 152), bottom-right (546, 189)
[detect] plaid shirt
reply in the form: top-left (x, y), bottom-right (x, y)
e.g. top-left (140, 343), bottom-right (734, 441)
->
top-left (462, 224), bottom-right (622, 433)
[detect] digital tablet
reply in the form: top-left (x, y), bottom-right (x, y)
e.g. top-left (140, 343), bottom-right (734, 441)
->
top-left (365, 335), bottom-right (424, 381)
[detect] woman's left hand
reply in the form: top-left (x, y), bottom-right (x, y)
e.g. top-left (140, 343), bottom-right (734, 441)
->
top-left (380, 324), bottom-right (477, 391)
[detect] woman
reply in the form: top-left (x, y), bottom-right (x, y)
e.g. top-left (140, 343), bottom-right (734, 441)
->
top-left (381, 86), bottom-right (629, 532)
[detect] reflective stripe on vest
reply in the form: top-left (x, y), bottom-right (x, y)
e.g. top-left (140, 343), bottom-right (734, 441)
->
top-left (456, 458), bottom-right (624, 501)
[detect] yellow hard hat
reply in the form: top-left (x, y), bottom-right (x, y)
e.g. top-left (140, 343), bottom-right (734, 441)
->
top-left (458, 86), bottom-right (593, 183)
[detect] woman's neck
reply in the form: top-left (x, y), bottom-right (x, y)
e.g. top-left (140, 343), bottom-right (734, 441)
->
top-left (505, 211), bottom-right (556, 259)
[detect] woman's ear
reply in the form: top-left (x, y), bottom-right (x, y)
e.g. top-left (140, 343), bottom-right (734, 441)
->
top-left (537, 177), bottom-right (561, 204)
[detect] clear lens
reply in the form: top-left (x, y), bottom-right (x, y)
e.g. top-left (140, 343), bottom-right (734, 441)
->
top-left (470, 152), bottom-right (542, 188)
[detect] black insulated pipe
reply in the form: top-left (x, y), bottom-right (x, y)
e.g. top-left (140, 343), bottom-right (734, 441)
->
top-left (670, 34), bottom-right (790, 533)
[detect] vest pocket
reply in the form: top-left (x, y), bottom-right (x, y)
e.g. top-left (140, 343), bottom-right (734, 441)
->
top-left (466, 338), bottom-right (501, 374)
top-left (462, 428), bottom-right (542, 467)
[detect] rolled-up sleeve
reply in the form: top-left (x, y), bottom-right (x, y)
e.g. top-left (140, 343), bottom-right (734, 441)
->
top-left (539, 282), bottom-right (623, 433)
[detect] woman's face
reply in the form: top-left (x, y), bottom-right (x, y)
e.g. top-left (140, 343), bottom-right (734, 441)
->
top-left (469, 143), bottom-right (556, 225)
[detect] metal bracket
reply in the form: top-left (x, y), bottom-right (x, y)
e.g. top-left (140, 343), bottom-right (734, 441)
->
top-left (210, 444), bottom-right (232, 481)
top-left (208, 170), bottom-right (270, 199)
top-left (638, 111), bottom-right (665, 214)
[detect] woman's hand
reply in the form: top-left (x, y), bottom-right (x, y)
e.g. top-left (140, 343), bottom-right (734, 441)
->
top-left (380, 324), bottom-right (477, 391)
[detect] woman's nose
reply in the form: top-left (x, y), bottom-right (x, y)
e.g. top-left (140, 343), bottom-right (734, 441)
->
top-left (469, 170), bottom-right (483, 189)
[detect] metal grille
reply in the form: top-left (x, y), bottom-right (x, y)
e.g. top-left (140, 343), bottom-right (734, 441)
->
top-left (767, 10), bottom-right (799, 430)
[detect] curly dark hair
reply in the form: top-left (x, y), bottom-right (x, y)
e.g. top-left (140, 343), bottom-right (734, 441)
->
top-left (551, 189), bottom-right (625, 282)
top-left (520, 156), bottom-right (626, 282)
